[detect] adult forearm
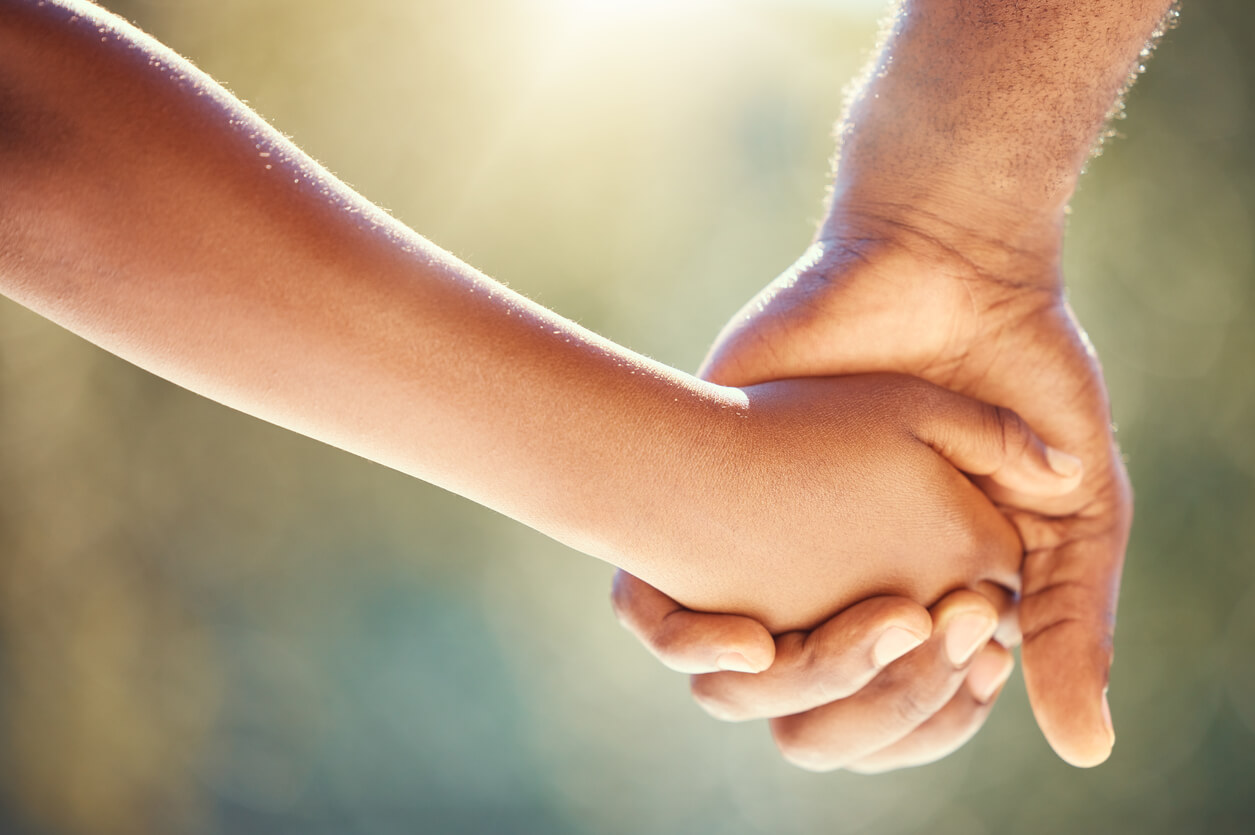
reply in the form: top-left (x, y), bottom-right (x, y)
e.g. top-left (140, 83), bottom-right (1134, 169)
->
top-left (828, 0), bottom-right (1177, 262)
top-left (0, 0), bottom-right (735, 572)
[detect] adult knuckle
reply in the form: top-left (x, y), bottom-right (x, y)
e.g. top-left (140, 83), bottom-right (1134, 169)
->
top-left (647, 621), bottom-right (685, 659)
top-left (690, 677), bottom-right (744, 722)
top-left (892, 684), bottom-right (941, 727)
top-left (800, 630), bottom-right (852, 683)
top-left (993, 405), bottom-right (1031, 457)
top-left (771, 722), bottom-right (840, 772)
top-left (800, 654), bottom-right (860, 702)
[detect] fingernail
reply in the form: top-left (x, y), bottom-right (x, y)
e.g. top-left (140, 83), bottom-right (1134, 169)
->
top-left (967, 650), bottom-right (1013, 703)
top-left (1045, 446), bottom-right (1083, 479)
top-left (945, 613), bottom-right (997, 667)
top-left (716, 652), bottom-right (758, 673)
top-left (872, 626), bottom-right (925, 668)
top-left (1101, 686), bottom-right (1115, 744)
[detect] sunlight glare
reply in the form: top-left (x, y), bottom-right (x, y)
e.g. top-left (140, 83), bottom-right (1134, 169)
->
top-left (557, 0), bottom-right (715, 26)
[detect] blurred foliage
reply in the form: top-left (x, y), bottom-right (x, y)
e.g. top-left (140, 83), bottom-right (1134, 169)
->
top-left (1, 0), bottom-right (1252, 832)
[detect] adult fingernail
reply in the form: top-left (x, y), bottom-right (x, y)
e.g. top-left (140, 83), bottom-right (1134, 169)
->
top-left (967, 650), bottom-right (1013, 703)
top-left (1046, 446), bottom-right (1083, 479)
top-left (716, 652), bottom-right (758, 673)
top-left (872, 627), bottom-right (925, 668)
top-left (1101, 686), bottom-right (1115, 744)
top-left (945, 613), bottom-right (997, 667)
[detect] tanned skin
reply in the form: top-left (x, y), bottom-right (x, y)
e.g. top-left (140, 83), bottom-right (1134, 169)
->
top-left (618, 0), bottom-right (1177, 771)
top-left (0, 0), bottom-right (1083, 771)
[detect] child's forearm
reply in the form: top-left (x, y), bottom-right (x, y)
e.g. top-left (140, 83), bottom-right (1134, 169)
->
top-left (0, 1), bottom-right (1078, 637)
top-left (0, 0), bottom-right (734, 576)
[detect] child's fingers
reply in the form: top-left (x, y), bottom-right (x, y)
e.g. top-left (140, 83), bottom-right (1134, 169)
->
top-left (610, 570), bottom-right (775, 674)
top-left (845, 642), bottom-right (1015, 773)
top-left (909, 386), bottom-right (1084, 498)
top-left (768, 590), bottom-right (998, 772)
top-left (689, 596), bottom-right (931, 722)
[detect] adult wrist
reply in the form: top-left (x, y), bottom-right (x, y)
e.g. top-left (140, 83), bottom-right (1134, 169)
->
top-left (820, 177), bottom-right (1068, 295)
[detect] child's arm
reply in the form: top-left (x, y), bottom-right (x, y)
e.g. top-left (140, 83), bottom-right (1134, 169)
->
top-left (0, 0), bottom-right (1078, 634)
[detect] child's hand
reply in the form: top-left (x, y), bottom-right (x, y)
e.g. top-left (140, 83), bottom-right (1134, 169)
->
top-left (606, 372), bottom-right (1074, 772)
top-left (621, 372), bottom-right (1079, 636)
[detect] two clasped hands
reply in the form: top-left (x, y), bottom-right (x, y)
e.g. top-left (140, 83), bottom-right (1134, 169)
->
top-left (600, 0), bottom-right (1177, 774)
top-left (0, 0), bottom-right (1174, 776)
top-left (610, 215), bottom-right (1128, 773)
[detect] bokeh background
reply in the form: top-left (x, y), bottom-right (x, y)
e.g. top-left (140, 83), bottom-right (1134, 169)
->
top-left (1, 0), bottom-right (1252, 832)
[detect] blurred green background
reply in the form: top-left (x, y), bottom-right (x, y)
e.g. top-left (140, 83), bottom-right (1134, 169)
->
top-left (1, 0), bottom-right (1252, 832)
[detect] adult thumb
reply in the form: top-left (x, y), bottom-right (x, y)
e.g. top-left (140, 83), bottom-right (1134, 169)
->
top-left (909, 385), bottom-right (1085, 497)
top-left (1018, 527), bottom-right (1126, 767)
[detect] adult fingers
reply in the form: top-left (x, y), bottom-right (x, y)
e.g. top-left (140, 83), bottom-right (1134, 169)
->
top-left (908, 383), bottom-right (1085, 498)
top-left (610, 569), bottom-right (775, 674)
top-left (693, 584), bottom-right (1012, 725)
top-left (769, 590), bottom-right (999, 772)
top-left (975, 579), bottom-right (1022, 648)
top-left (846, 642), bottom-right (1015, 774)
top-left (690, 596), bottom-right (932, 721)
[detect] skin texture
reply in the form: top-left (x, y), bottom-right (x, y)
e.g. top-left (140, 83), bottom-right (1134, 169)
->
top-left (618, 0), bottom-right (1176, 770)
top-left (0, 3), bottom-right (1081, 658)
top-left (612, 572), bottom-right (1019, 773)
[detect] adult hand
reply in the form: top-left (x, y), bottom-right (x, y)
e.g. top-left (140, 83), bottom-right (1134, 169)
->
top-left (613, 570), bottom-right (1021, 773)
top-left (614, 0), bottom-right (1163, 771)
top-left (699, 207), bottom-right (1128, 768)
